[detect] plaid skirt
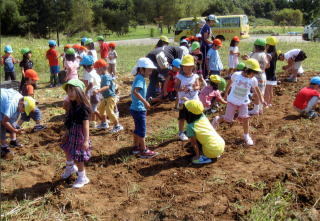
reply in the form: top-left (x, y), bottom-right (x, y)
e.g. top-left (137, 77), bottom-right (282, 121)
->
top-left (61, 123), bottom-right (92, 162)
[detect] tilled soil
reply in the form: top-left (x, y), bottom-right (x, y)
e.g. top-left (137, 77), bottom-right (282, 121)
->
top-left (1, 71), bottom-right (320, 220)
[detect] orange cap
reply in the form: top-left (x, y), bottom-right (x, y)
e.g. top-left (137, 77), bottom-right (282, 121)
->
top-left (213, 39), bottom-right (222, 46)
top-left (79, 46), bottom-right (87, 51)
top-left (25, 69), bottom-right (39, 80)
top-left (109, 42), bottom-right (116, 48)
top-left (72, 44), bottom-right (81, 49)
top-left (64, 44), bottom-right (72, 49)
top-left (94, 59), bottom-right (108, 68)
top-left (232, 36), bottom-right (240, 42)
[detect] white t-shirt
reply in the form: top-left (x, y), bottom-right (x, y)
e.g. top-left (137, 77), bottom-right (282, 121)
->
top-left (83, 69), bottom-right (101, 95)
top-left (180, 46), bottom-right (190, 57)
top-left (284, 49), bottom-right (301, 60)
top-left (250, 52), bottom-right (268, 71)
top-left (107, 50), bottom-right (117, 64)
top-left (87, 50), bottom-right (98, 62)
top-left (176, 73), bottom-right (199, 104)
top-left (228, 46), bottom-right (239, 68)
top-left (227, 72), bottom-right (258, 106)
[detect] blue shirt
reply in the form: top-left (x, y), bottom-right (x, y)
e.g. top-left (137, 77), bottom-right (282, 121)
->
top-left (0, 88), bottom-right (23, 123)
top-left (207, 48), bottom-right (223, 71)
top-left (100, 74), bottom-right (115, 98)
top-left (3, 55), bottom-right (15, 72)
top-left (200, 23), bottom-right (211, 47)
top-left (130, 74), bottom-right (147, 111)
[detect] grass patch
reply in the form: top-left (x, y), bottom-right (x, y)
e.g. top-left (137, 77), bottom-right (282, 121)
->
top-left (146, 121), bottom-right (178, 146)
top-left (245, 182), bottom-right (294, 221)
top-left (250, 26), bottom-right (304, 35)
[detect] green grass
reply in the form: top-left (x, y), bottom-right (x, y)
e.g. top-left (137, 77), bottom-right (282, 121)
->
top-left (245, 183), bottom-right (294, 221)
top-left (146, 121), bottom-right (178, 146)
top-left (250, 26), bottom-right (304, 35)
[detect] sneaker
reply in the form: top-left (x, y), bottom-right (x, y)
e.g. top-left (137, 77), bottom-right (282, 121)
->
top-left (178, 132), bottom-right (189, 141)
top-left (33, 125), bottom-right (46, 131)
top-left (111, 125), bottom-right (124, 133)
top-left (211, 116), bottom-right (220, 129)
top-left (132, 147), bottom-right (141, 155)
top-left (248, 109), bottom-right (259, 116)
top-left (139, 149), bottom-right (159, 159)
top-left (96, 122), bottom-right (109, 129)
top-left (9, 140), bottom-right (22, 148)
top-left (72, 175), bottom-right (90, 188)
top-left (61, 164), bottom-right (78, 179)
top-left (192, 155), bottom-right (212, 164)
top-left (305, 111), bottom-right (319, 119)
top-left (284, 77), bottom-right (297, 83)
top-left (243, 134), bottom-right (254, 146)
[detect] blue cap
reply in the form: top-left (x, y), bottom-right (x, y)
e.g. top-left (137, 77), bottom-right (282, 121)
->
top-left (310, 76), bottom-right (320, 85)
top-left (4, 45), bottom-right (13, 53)
top-left (172, 58), bottom-right (182, 68)
top-left (48, 40), bottom-right (57, 46)
top-left (80, 55), bottom-right (94, 66)
top-left (81, 37), bottom-right (88, 43)
top-left (180, 39), bottom-right (188, 44)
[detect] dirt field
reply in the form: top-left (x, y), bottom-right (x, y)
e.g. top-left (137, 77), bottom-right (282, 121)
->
top-left (1, 71), bottom-right (320, 220)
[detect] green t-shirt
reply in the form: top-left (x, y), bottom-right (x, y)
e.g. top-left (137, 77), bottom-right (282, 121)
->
top-left (187, 115), bottom-right (225, 158)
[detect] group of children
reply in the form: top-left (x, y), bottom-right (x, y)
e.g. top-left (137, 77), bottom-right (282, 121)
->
top-left (1, 34), bottom-right (319, 188)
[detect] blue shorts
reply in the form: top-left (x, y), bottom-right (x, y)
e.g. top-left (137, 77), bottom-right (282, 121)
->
top-left (50, 66), bottom-right (60, 74)
top-left (210, 70), bottom-right (221, 75)
top-left (130, 109), bottom-right (146, 138)
top-left (21, 107), bottom-right (41, 122)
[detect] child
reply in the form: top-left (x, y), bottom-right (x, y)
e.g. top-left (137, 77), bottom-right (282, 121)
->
top-left (236, 62), bottom-right (246, 72)
top-left (94, 59), bottom-right (123, 133)
top-left (199, 75), bottom-right (227, 112)
top-left (190, 41), bottom-right (203, 76)
top-left (46, 40), bottom-right (60, 87)
top-left (1, 45), bottom-right (18, 81)
top-left (212, 59), bottom-right (266, 146)
top-left (21, 69), bottom-right (38, 97)
top-left (97, 36), bottom-right (109, 61)
top-left (265, 36), bottom-right (279, 107)
top-left (64, 48), bottom-right (80, 81)
top-left (207, 39), bottom-right (223, 76)
top-left (243, 38), bottom-right (269, 115)
top-left (228, 36), bottom-right (240, 75)
top-left (61, 79), bottom-right (92, 188)
top-left (78, 46), bottom-right (88, 59)
top-left (182, 100), bottom-right (225, 164)
top-left (85, 38), bottom-right (97, 62)
top-left (107, 42), bottom-right (118, 77)
top-left (130, 57), bottom-right (158, 158)
top-left (163, 59), bottom-right (181, 101)
top-left (180, 39), bottom-right (190, 56)
top-left (278, 49), bottom-right (307, 82)
top-left (293, 76), bottom-right (320, 119)
top-left (175, 54), bottom-right (200, 141)
top-left (81, 37), bottom-right (88, 46)
top-left (19, 48), bottom-right (33, 92)
top-left (81, 55), bottom-right (101, 128)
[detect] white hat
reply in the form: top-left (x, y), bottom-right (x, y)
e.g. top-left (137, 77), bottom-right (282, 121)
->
top-left (207, 14), bottom-right (219, 23)
top-left (131, 57), bottom-right (157, 75)
top-left (196, 33), bottom-right (202, 38)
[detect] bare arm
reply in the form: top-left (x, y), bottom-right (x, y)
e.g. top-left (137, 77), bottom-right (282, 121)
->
top-left (190, 136), bottom-right (200, 159)
top-left (253, 86), bottom-right (266, 105)
top-left (203, 32), bottom-right (212, 45)
top-left (224, 79), bottom-right (232, 99)
top-left (193, 78), bottom-right (200, 91)
top-left (133, 88), bottom-right (150, 109)
top-left (163, 76), bottom-right (170, 96)
top-left (96, 85), bottom-right (110, 93)
top-left (2, 116), bottom-right (21, 134)
top-left (82, 119), bottom-right (90, 150)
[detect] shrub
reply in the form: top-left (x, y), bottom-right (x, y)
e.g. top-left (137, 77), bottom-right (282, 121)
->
top-left (273, 8), bottom-right (303, 26)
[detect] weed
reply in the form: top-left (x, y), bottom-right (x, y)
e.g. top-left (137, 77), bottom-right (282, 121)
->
top-left (146, 121), bottom-right (178, 146)
top-left (128, 182), bottom-right (141, 196)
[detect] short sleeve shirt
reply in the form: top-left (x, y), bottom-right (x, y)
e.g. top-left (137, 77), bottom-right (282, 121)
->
top-left (22, 84), bottom-right (34, 96)
top-left (64, 59), bottom-right (80, 80)
top-left (19, 59), bottom-right (33, 71)
top-left (186, 115), bottom-right (225, 158)
top-left (64, 101), bottom-right (90, 129)
top-left (227, 72), bottom-right (258, 105)
top-left (176, 73), bottom-right (199, 104)
top-left (0, 88), bottom-right (23, 123)
top-left (100, 42), bottom-right (109, 59)
top-left (207, 48), bottom-right (223, 71)
top-left (284, 49), bottom-right (301, 60)
top-left (200, 24), bottom-right (211, 47)
top-left (293, 87), bottom-right (320, 110)
top-left (2, 55), bottom-right (15, 72)
top-left (199, 86), bottom-right (223, 108)
top-left (46, 48), bottom-right (59, 66)
top-left (130, 74), bottom-right (147, 111)
top-left (100, 73), bottom-right (115, 98)
top-left (83, 69), bottom-right (101, 95)
top-left (250, 52), bottom-right (268, 71)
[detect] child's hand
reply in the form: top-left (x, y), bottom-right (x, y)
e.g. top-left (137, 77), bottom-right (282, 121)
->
top-left (242, 54), bottom-right (249, 60)
top-left (93, 90), bottom-right (99, 95)
top-left (82, 140), bottom-right (90, 151)
top-left (145, 102), bottom-right (151, 109)
top-left (15, 129), bottom-right (23, 134)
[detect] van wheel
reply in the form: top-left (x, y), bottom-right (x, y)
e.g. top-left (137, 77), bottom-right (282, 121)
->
top-left (215, 35), bottom-right (225, 41)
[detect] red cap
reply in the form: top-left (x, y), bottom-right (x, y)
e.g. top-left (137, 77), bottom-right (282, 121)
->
top-left (232, 36), bottom-right (240, 42)
top-left (64, 44), bottom-right (72, 49)
top-left (213, 39), bottom-right (222, 46)
top-left (108, 42), bottom-right (116, 48)
top-left (25, 69), bottom-right (39, 80)
top-left (72, 44), bottom-right (81, 49)
top-left (79, 46), bottom-right (87, 51)
top-left (94, 59), bottom-right (108, 68)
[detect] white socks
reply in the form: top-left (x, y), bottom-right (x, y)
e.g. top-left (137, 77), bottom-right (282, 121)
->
top-left (78, 170), bottom-right (86, 178)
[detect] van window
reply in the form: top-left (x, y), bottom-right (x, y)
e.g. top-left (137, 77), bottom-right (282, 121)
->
top-left (176, 21), bottom-right (196, 31)
top-left (242, 16), bottom-right (248, 25)
top-left (217, 17), bottom-right (240, 28)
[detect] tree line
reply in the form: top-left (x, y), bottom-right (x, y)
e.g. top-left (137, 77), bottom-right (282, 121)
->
top-left (1, 0), bottom-right (320, 37)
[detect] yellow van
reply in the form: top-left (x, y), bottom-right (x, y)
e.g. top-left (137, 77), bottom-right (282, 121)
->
top-left (174, 15), bottom-right (250, 42)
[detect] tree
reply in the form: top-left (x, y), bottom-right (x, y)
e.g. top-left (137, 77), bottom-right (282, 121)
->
top-left (0, 0), bottom-right (26, 35)
top-left (289, 0), bottom-right (320, 24)
top-left (273, 8), bottom-right (303, 26)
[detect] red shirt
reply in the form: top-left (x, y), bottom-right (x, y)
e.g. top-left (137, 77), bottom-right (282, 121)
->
top-left (100, 42), bottom-right (109, 59)
top-left (166, 70), bottom-right (179, 92)
top-left (293, 87), bottom-right (320, 109)
top-left (46, 48), bottom-right (59, 66)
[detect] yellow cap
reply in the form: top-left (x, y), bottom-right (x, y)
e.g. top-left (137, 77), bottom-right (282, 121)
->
top-left (277, 50), bottom-right (282, 56)
top-left (266, 36), bottom-right (278, 46)
top-left (23, 96), bottom-right (36, 116)
top-left (160, 35), bottom-right (169, 43)
top-left (181, 54), bottom-right (195, 66)
top-left (209, 75), bottom-right (222, 83)
top-left (245, 58), bottom-right (262, 72)
top-left (185, 100), bottom-right (204, 115)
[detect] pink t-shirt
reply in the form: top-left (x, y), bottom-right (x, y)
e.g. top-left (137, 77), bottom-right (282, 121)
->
top-left (199, 86), bottom-right (223, 108)
top-left (64, 59), bottom-right (80, 80)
